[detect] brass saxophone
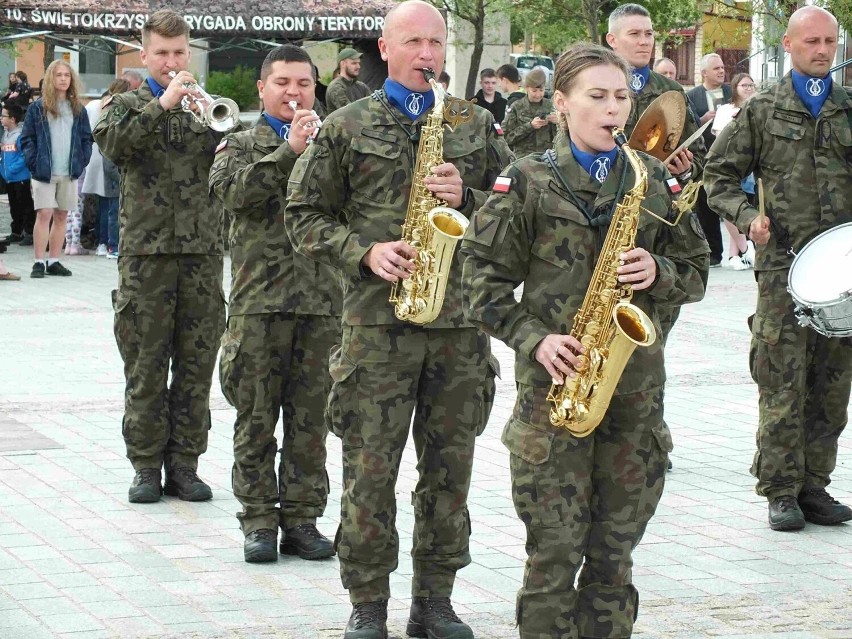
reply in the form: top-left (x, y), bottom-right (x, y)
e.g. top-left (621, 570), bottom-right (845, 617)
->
top-left (546, 129), bottom-right (657, 437)
top-left (389, 69), bottom-right (472, 325)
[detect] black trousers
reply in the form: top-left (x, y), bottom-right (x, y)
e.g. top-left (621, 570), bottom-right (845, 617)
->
top-left (696, 185), bottom-right (723, 263)
top-left (6, 179), bottom-right (35, 236)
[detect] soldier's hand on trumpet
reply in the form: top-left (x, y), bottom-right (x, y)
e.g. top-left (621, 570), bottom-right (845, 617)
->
top-left (617, 247), bottom-right (657, 291)
top-left (160, 70), bottom-right (199, 112)
top-left (286, 101), bottom-right (322, 154)
top-left (423, 162), bottom-right (463, 208)
top-left (535, 335), bottom-right (585, 385)
top-left (363, 241), bottom-right (417, 283)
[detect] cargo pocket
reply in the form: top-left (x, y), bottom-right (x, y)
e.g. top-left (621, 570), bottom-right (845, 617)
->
top-left (502, 417), bottom-right (560, 527)
top-left (327, 347), bottom-right (361, 447)
top-left (111, 288), bottom-right (137, 365)
top-left (749, 313), bottom-right (784, 390)
top-left (636, 421), bottom-right (674, 523)
top-left (218, 330), bottom-right (241, 408)
top-left (475, 354), bottom-right (501, 436)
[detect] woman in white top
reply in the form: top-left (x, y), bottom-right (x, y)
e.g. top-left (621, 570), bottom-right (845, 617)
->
top-left (712, 72), bottom-right (757, 270)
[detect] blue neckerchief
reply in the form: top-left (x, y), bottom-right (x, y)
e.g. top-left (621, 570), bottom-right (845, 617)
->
top-left (791, 69), bottom-right (832, 118)
top-left (384, 79), bottom-right (434, 121)
top-left (570, 138), bottom-right (619, 183)
top-left (263, 113), bottom-right (291, 140)
top-left (146, 77), bottom-right (167, 98)
top-left (629, 66), bottom-right (651, 93)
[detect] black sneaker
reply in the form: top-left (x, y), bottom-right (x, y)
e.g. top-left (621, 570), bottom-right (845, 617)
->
top-left (30, 262), bottom-right (45, 279)
top-left (407, 596), bottom-right (473, 639)
top-left (128, 468), bottom-right (162, 503)
top-left (244, 529), bottom-right (278, 563)
top-left (798, 487), bottom-right (852, 525)
top-left (344, 601), bottom-right (388, 639)
top-left (163, 467), bottom-right (213, 501)
top-left (19, 233), bottom-right (33, 246)
top-left (768, 495), bottom-right (805, 531)
top-left (280, 523), bottom-right (335, 560)
top-left (4, 233), bottom-right (23, 243)
top-left (46, 261), bottom-right (72, 276)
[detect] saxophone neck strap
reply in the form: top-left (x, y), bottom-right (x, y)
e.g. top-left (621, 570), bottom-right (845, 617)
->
top-left (374, 90), bottom-right (421, 143)
top-left (542, 148), bottom-right (629, 228)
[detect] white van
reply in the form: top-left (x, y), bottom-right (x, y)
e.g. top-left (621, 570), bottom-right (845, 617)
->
top-left (509, 54), bottom-right (555, 89)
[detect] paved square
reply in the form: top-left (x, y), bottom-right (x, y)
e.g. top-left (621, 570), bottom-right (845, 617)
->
top-left (1, 201), bottom-right (850, 638)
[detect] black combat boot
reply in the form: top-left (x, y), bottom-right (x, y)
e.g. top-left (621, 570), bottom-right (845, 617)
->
top-left (244, 529), bottom-right (278, 563)
top-left (798, 487), bottom-right (852, 525)
top-left (344, 600), bottom-right (388, 639)
top-left (768, 495), bottom-right (805, 531)
top-left (407, 596), bottom-right (473, 639)
top-left (128, 468), bottom-right (162, 503)
top-left (163, 467), bottom-right (213, 501)
top-left (280, 523), bottom-right (335, 560)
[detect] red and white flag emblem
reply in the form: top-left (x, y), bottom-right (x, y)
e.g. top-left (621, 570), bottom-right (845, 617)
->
top-left (493, 176), bottom-right (512, 193)
top-left (493, 122), bottom-right (504, 135)
top-left (666, 177), bottom-right (682, 194)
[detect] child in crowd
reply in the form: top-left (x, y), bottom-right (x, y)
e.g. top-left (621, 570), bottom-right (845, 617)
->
top-left (1, 104), bottom-right (36, 245)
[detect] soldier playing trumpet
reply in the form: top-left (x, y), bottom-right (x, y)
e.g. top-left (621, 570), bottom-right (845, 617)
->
top-left (209, 45), bottom-right (339, 564)
top-left (94, 9), bottom-right (238, 504)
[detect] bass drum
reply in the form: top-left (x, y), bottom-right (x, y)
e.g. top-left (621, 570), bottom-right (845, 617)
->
top-left (787, 222), bottom-right (852, 338)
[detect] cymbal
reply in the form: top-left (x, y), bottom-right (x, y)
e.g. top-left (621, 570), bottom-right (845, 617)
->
top-left (628, 91), bottom-right (686, 161)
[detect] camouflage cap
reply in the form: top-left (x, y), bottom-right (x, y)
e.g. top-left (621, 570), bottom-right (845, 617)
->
top-left (525, 68), bottom-right (547, 89)
top-left (337, 47), bottom-right (362, 63)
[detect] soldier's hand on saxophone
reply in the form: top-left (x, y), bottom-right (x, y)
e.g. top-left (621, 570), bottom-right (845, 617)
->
top-left (617, 247), bottom-right (657, 289)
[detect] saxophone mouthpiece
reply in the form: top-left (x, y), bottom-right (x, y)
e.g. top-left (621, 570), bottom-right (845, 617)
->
top-left (611, 127), bottom-right (628, 148)
top-left (421, 68), bottom-right (436, 83)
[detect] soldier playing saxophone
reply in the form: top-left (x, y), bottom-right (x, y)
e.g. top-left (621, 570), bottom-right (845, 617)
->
top-left (461, 44), bottom-right (708, 639)
top-left (284, 2), bottom-right (513, 637)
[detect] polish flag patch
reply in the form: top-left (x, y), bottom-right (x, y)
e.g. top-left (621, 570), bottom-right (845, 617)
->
top-left (215, 139), bottom-right (229, 153)
top-left (666, 177), bottom-right (682, 194)
top-left (493, 122), bottom-right (504, 135)
top-left (492, 176), bottom-right (512, 193)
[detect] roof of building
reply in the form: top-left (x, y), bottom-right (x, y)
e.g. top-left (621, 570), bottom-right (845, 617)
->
top-left (2, 0), bottom-right (395, 38)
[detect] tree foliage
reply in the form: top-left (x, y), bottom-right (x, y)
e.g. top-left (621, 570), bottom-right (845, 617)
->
top-left (432, 0), bottom-right (509, 98)
top-left (511, 0), bottom-right (700, 53)
top-left (205, 66), bottom-right (259, 111)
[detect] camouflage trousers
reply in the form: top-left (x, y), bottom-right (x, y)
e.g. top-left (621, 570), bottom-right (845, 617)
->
top-left (113, 255), bottom-right (225, 472)
top-left (503, 384), bottom-right (671, 639)
top-left (749, 270), bottom-right (852, 498)
top-left (219, 313), bottom-right (338, 534)
top-left (327, 324), bottom-right (499, 603)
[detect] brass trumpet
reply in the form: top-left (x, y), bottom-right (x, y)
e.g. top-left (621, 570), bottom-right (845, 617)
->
top-left (167, 71), bottom-right (239, 132)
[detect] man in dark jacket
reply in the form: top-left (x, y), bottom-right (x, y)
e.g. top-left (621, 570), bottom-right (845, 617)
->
top-left (468, 68), bottom-right (507, 123)
top-left (686, 52), bottom-right (732, 266)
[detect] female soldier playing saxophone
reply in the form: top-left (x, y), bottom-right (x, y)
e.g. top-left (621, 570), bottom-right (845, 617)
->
top-left (460, 43), bottom-right (709, 639)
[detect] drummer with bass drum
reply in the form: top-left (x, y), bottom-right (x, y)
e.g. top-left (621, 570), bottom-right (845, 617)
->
top-left (704, 5), bottom-right (852, 532)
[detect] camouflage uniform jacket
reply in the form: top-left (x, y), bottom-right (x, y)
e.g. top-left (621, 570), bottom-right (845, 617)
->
top-left (93, 81), bottom-right (232, 256)
top-left (209, 118), bottom-right (342, 317)
top-left (501, 96), bottom-right (557, 158)
top-left (704, 73), bottom-right (852, 271)
top-left (326, 76), bottom-right (371, 113)
top-left (461, 137), bottom-right (709, 392)
top-left (626, 70), bottom-right (706, 178)
top-left (285, 92), bottom-right (514, 328)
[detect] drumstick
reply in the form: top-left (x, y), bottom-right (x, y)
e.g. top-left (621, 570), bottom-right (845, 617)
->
top-left (757, 178), bottom-right (766, 224)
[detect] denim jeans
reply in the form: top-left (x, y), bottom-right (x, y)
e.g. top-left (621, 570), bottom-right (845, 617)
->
top-left (97, 196), bottom-right (119, 251)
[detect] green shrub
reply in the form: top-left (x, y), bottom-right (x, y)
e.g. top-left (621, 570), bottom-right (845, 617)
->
top-left (205, 66), bottom-right (259, 110)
